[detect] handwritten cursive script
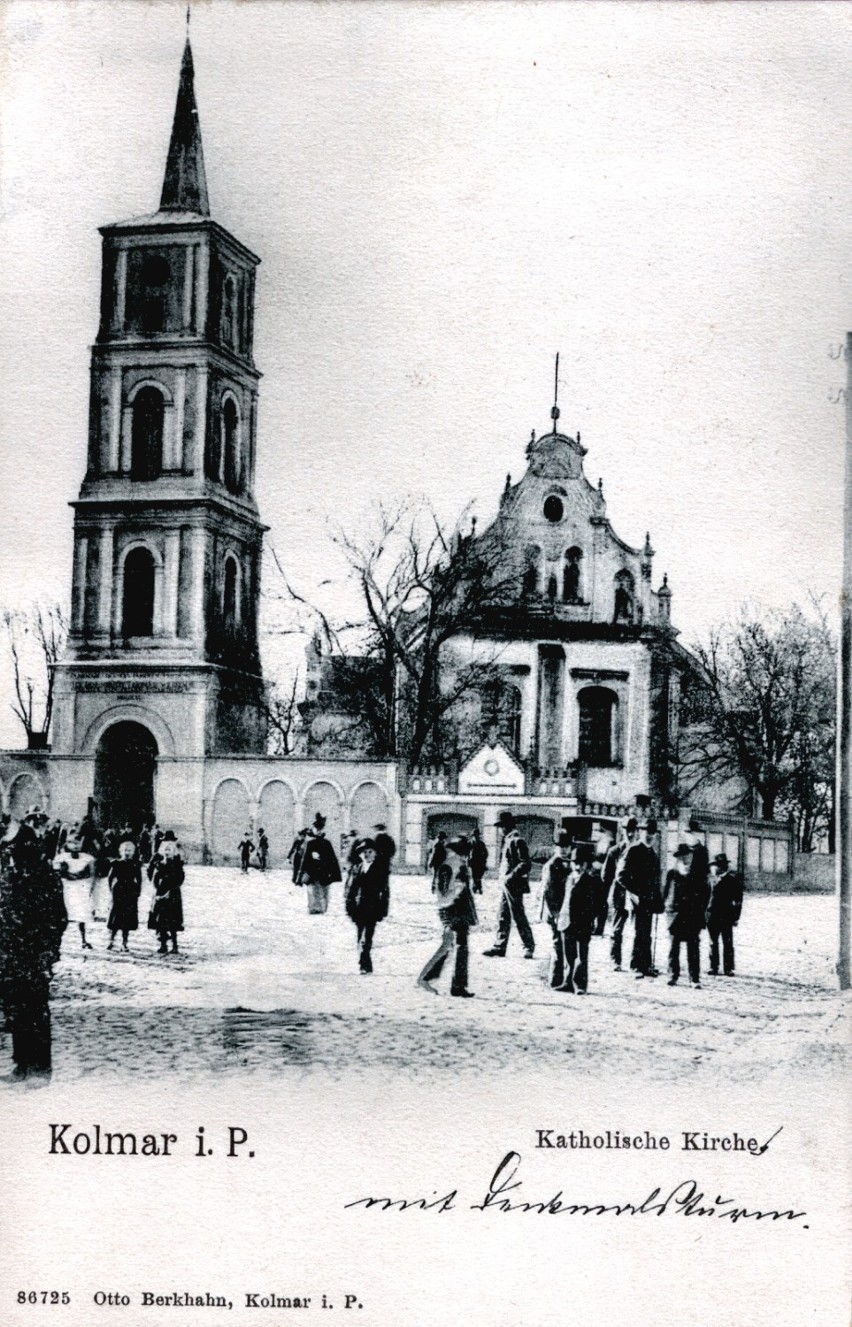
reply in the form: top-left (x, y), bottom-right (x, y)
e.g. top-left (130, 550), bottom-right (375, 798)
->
top-left (344, 1150), bottom-right (808, 1227)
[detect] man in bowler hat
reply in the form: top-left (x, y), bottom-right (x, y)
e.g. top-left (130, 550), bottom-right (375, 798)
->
top-left (483, 811), bottom-right (534, 959)
top-left (706, 852), bottom-right (743, 976)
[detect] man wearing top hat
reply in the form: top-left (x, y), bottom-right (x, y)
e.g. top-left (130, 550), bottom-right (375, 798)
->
top-left (483, 811), bottom-right (535, 960)
top-left (297, 813), bottom-right (342, 914)
top-left (555, 841), bottom-right (599, 994)
top-left (705, 852), bottom-right (743, 976)
top-left (615, 817), bottom-right (662, 978)
top-left (662, 843), bottom-right (709, 988)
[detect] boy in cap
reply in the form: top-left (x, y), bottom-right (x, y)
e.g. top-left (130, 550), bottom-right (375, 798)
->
top-left (483, 811), bottom-right (534, 959)
top-left (706, 852), bottom-right (743, 976)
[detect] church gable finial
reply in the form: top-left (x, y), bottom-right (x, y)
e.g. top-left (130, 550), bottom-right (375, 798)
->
top-left (160, 30), bottom-right (210, 215)
top-left (550, 351), bottom-right (560, 432)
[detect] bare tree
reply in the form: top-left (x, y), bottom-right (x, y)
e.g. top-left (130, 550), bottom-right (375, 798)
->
top-left (272, 501), bottom-right (514, 765)
top-left (2, 603), bottom-right (67, 750)
top-left (678, 601), bottom-right (836, 843)
top-left (264, 668), bottom-right (303, 756)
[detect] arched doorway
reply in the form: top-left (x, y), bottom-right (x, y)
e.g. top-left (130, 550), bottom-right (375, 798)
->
top-left (94, 721), bottom-right (158, 831)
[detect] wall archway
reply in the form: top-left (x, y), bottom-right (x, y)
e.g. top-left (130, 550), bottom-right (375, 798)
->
top-left (257, 779), bottom-right (296, 867)
top-left (349, 781), bottom-right (389, 836)
top-left (303, 780), bottom-right (344, 849)
top-left (94, 721), bottom-right (158, 831)
top-left (210, 778), bottom-right (252, 864)
top-left (8, 772), bottom-right (48, 820)
top-left (82, 705), bottom-right (175, 759)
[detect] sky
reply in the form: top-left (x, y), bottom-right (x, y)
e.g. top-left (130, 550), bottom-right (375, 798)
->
top-left (0, 0), bottom-right (849, 746)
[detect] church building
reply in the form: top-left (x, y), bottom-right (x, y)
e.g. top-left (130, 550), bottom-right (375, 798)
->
top-left (50, 38), bottom-right (267, 852)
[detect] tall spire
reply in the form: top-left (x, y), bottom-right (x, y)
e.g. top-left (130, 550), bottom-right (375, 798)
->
top-left (160, 36), bottom-right (209, 215)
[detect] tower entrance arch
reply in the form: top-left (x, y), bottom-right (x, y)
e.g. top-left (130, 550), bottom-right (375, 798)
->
top-left (94, 722), bottom-right (158, 830)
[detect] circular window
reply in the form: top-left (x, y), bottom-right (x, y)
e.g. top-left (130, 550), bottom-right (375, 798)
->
top-left (543, 495), bottom-right (564, 523)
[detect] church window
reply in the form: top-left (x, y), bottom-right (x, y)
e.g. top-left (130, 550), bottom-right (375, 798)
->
top-left (563, 547), bottom-right (582, 602)
top-left (130, 387), bottom-right (164, 480)
top-left (223, 555), bottom-right (239, 632)
top-left (577, 686), bottom-right (618, 767)
top-left (505, 685), bottom-right (522, 755)
top-left (613, 569), bottom-right (635, 624)
top-left (139, 254), bottom-right (170, 334)
top-left (522, 546), bottom-right (542, 596)
top-left (221, 274), bottom-right (239, 350)
top-left (547, 573), bottom-right (558, 600)
top-left (122, 547), bottom-right (156, 638)
top-left (222, 397), bottom-right (241, 493)
top-left (543, 494), bottom-right (564, 523)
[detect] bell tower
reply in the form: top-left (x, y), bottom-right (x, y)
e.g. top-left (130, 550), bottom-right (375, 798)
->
top-left (51, 36), bottom-right (267, 846)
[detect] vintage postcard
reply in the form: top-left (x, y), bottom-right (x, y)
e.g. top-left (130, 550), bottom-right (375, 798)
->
top-left (0, 2), bottom-right (850, 1324)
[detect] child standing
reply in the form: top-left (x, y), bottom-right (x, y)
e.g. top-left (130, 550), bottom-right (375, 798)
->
top-left (106, 839), bottom-right (142, 951)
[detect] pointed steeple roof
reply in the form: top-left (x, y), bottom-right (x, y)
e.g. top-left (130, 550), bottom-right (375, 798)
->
top-left (160, 38), bottom-right (209, 215)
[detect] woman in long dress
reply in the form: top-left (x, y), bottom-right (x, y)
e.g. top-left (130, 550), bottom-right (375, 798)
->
top-left (147, 835), bottom-right (185, 955)
top-left (106, 839), bottom-right (142, 951)
top-left (53, 828), bottom-right (96, 950)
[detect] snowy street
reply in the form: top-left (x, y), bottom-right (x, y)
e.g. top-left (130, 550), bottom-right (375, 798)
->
top-left (15, 869), bottom-right (849, 1084)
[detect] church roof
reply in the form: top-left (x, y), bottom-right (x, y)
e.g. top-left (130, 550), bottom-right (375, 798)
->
top-left (159, 37), bottom-right (209, 216)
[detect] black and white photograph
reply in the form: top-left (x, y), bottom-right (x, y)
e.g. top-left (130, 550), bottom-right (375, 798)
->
top-left (0, 2), bottom-right (850, 1323)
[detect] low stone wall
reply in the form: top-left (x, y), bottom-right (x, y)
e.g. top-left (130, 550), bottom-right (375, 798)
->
top-left (790, 852), bottom-right (835, 894)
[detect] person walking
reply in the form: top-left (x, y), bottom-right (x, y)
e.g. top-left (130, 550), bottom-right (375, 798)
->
top-left (484, 811), bottom-right (534, 959)
top-left (256, 828), bottom-right (269, 872)
top-left (605, 819), bottom-right (633, 971)
top-left (344, 839), bottom-right (391, 974)
top-left (538, 831), bottom-right (572, 988)
top-left (615, 818), bottom-right (662, 978)
top-left (238, 830), bottom-right (254, 874)
top-left (663, 843), bottom-right (710, 988)
top-left (147, 834), bottom-right (185, 955)
top-left (52, 827), bottom-right (97, 951)
top-left (288, 827), bottom-right (309, 883)
top-left (297, 814), bottom-right (342, 914)
top-left (417, 836), bottom-right (477, 998)
top-left (427, 831), bottom-right (448, 891)
top-left (372, 823), bottom-right (396, 868)
top-left (470, 827), bottom-right (488, 895)
top-left (706, 852), bottom-right (743, 976)
top-left (555, 842), bottom-right (599, 994)
top-left (0, 817), bottom-right (66, 1079)
top-left (106, 839), bottom-right (142, 951)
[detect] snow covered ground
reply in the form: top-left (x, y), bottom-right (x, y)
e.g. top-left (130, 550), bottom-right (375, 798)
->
top-left (12, 868), bottom-right (850, 1084)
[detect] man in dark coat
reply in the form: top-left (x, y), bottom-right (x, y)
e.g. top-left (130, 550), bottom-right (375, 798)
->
top-left (345, 839), bottom-right (390, 974)
top-left (616, 818), bottom-right (662, 978)
top-left (147, 833), bottom-right (185, 955)
top-left (469, 827), bottom-right (488, 894)
top-left (427, 832), bottom-right (448, 890)
top-left (0, 818), bottom-right (66, 1078)
top-left (288, 827), bottom-right (309, 883)
top-left (662, 843), bottom-right (710, 988)
top-left (417, 836), bottom-right (477, 998)
top-left (483, 811), bottom-right (535, 959)
top-left (605, 818), bottom-right (633, 971)
top-left (706, 852), bottom-right (743, 976)
top-left (297, 814), bottom-right (342, 914)
top-left (372, 823), bottom-right (396, 868)
top-left (538, 831), bottom-right (572, 988)
top-left (556, 841), bottom-right (599, 994)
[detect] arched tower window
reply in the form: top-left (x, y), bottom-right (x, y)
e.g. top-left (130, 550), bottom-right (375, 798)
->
top-left (522, 546), bottom-right (542, 596)
top-left (139, 254), bottom-right (170, 334)
top-left (222, 397), bottom-right (240, 493)
top-left (613, 569), bottom-right (635, 624)
top-left (577, 686), bottom-right (618, 767)
top-left (563, 547), bottom-right (582, 602)
top-left (130, 387), bottom-right (164, 481)
top-left (221, 274), bottom-right (238, 349)
top-left (223, 555), bottom-right (239, 632)
top-left (122, 547), bottom-right (156, 638)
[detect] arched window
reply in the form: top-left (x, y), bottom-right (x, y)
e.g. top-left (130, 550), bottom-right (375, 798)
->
top-left (223, 556), bottom-right (239, 632)
top-left (547, 573), bottom-right (558, 601)
top-left (130, 387), bottom-right (164, 480)
top-left (221, 275), bottom-right (238, 349)
top-left (122, 547), bottom-right (156, 638)
top-left (613, 569), bottom-right (635, 624)
top-left (505, 685), bottom-right (522, 755)
top-left (521, 546), bottom-right (541, 596)
top-left (139, 254), bottom-right (170, 334)
top-left (563, 547), bottom-right (582, 602)
top-left (577, 686), bottom-right (618, 767)
top-left (222, 397), bottom-right (240, 493)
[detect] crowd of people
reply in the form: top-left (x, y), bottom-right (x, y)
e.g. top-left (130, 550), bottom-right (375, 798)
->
top-left (0, 806), bottom-right (187, 1079)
